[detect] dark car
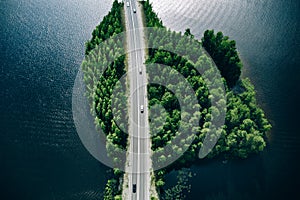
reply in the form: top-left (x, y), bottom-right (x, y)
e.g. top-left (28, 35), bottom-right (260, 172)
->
top-left (133, 184), bottom-right (137, 193)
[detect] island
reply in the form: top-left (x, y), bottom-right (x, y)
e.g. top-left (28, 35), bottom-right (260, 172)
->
top-left (81, 0), bottom-right (271, 199)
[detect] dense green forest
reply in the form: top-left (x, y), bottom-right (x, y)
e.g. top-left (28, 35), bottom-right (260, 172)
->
top-left (202, 30), bottom-right (242, 88)
top-left (82, 1), bottom-right (126, 199)
top-left (83, 0), bottom-right (127, 154)
top-left (142, 0), bottom-right (271, 198)
top-left (85, 0), bottom-right (124, 55)
top-left (103, 168), bottom-right (123, 200)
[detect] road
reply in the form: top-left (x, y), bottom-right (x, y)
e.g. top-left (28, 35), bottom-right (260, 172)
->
top-left (124, 0), bottom-right (151, 200)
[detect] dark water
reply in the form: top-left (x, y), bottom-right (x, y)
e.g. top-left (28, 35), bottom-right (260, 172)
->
top-left (1, 0), bottom-right (299, 199)
top-left (151, 0), bottom-right (300, 199)
top-left (0, 0), bottom-right (113, 199)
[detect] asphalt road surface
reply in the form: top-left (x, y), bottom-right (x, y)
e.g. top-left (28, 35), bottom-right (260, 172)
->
top-left (124, 0), bottom-right (151, 200)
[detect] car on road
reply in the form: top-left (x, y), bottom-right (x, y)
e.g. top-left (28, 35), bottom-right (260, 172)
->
top-left (140, 105), bottom-right (144, 113)
top-left (133, 184), bottom-right (136, 193)
top-left (139, 67), bottom-right (142, 74)
top-left (126, 2), bottom-right (130, 7)
top-left (133, 8), bottom-right (136, 13)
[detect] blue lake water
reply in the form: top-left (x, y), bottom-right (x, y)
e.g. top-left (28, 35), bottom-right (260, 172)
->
top-left (1, 0), bottom-right (299, 199)
top-left (0, 0), bottom-right (112, 199)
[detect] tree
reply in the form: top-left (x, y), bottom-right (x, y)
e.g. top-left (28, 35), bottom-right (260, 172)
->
top-left (201, 30), bottom-right (242, 88)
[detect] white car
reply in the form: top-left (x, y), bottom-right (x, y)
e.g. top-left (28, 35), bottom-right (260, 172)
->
top-left (126, 2), bottom-right (130, 7)
top-left (139, 67), bottom-right (142, 74)
top-left (140, 105), bottom-right (144, 113)
top-left (133, 8), bottom-right (136, 13)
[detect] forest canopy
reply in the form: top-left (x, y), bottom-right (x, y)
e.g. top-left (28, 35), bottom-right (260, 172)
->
top-left (82, 1), bottom-right (126, 199)
top-left (202, 30), bottom-right (242, 88)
